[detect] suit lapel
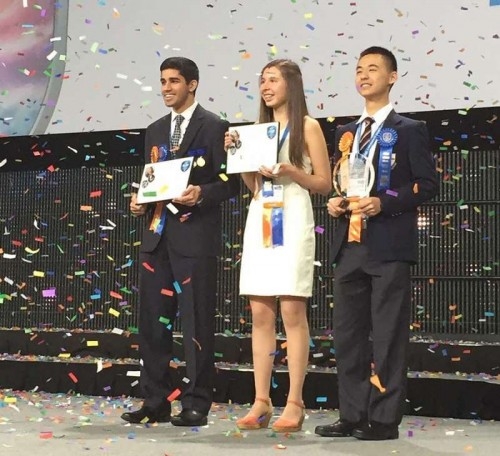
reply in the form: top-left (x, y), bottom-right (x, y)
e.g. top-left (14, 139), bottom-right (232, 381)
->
top-left (176, 105), bottom-right (204, 158)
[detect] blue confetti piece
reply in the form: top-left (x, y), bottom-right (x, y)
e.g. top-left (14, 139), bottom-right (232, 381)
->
top-left (173, 281), bottom-right (182, 294)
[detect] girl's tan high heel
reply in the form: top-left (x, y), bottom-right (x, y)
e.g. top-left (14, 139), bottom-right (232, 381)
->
top-left (271, 400), bottom-right (305, 433)
top-left (236, 397), bottom-right (273, 430)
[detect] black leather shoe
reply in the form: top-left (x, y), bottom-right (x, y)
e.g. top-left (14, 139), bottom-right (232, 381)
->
top-left (171, 409), bottom-right (208, 427)
top-left (314, 419), bottom-right (361, 437)
top-left (120, 405), bottom-right (171, 424)
top-left (352, 422), bottom-right (399, 441)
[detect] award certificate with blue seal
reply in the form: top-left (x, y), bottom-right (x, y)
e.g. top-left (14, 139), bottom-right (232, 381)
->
top-left (226, 121), bottom-right (279, 174)
top-left (136, 156), bottom-right (194, 204)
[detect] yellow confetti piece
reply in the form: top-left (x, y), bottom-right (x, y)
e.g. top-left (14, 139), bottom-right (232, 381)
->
top-left (4, 397), bottom-right (17, 403)
top-left (58, 353), bottom-right (71, 358)
top-left (33, 270), bottom-right (45, 278)
top-left (108, 308), bottom-right (120, 317)
top-left (87, 341), bottom-right (99, 347)
top-left (219, 173), bottom-right (229, 182)
top-left (25, 247), bottom-right (40, 254)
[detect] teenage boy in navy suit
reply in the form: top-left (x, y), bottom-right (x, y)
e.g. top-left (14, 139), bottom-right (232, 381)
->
top-left (122, 57), bottom-right (239, 426)
top-left (316, 47), bottom-right (438, 440)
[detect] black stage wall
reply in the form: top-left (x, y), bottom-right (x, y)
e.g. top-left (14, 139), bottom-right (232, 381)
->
top-left (0, 107), bottom-right (499, 337)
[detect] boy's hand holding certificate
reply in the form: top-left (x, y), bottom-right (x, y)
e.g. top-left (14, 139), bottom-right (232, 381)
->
top-left (136, 156), bottom-right (194, 204)
top-left (226, 122), bottom-right (279, 174)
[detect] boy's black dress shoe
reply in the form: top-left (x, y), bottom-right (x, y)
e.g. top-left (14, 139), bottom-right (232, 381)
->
top-left (171, 409), bottom-right (208, 427)
top-left (314, 419), bottom-right (362, 437)
top-left (120, 405), bottom-right (171, 424)
top-left (352, 422), bottom-right (399, 440)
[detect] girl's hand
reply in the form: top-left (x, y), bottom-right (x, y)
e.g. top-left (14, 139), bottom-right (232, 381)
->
top-left (259, 163), bottom-right (296, 178)
top-left (224, 131), bottom-right (233, 152)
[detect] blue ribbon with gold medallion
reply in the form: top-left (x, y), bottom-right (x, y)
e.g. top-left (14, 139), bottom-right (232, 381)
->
top-left (376, 127), bottom-right (397, 191)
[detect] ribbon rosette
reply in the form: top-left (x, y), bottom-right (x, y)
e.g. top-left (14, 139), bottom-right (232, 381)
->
top-left (338, 131), bottom-right (354, 154)
top-left (377, 128), bottom-right (398, 147)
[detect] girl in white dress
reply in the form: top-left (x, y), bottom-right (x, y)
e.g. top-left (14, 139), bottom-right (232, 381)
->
top-left (225, 59), bottom-right (331, 432)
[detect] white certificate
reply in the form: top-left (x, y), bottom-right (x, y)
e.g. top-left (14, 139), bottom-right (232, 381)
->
top-left (136, 156), bottom-right (194, 204)
top-left (226, 122), bottom-right (279, 174)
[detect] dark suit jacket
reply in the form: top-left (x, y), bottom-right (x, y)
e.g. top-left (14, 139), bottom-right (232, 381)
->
top-left (140, 104), bottom-right (239, 257)
top-left (330, 110), bottom-right (439, 264)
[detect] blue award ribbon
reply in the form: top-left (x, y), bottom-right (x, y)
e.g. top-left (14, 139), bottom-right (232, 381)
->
top-left (271, 206), bottom-right (284, 247)
top-left (376, 128), bottom-right (398, 191)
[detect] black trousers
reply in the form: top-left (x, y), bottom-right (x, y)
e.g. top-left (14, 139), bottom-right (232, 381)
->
top-left (333, 243), bottom-right (411, 425)
top-left (138, 232), bottom-right (217, 415)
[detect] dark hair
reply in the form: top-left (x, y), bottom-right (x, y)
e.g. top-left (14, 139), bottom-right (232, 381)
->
top-left (258, 59), bottom-right (308, 168)
top-left (359, 46), bottom-right (398, 72)
top-left (160, 57), bottom-right (199, 91)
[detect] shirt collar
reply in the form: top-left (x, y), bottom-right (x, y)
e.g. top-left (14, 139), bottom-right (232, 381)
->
top-left (357, 103), bottom-right (393, 126)
top-left (172, 101), bottom-right (198, 124)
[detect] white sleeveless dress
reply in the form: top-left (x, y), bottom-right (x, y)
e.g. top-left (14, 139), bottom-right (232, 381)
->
top-left (239, 137), bottom-right (315, 297)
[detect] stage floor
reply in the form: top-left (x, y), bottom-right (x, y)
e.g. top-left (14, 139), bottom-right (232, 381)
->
top-left (1, 391), bottom-right (499, 456)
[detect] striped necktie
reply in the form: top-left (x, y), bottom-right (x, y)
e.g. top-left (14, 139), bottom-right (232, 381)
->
top-left (358, 117), bottom-right (374, 159)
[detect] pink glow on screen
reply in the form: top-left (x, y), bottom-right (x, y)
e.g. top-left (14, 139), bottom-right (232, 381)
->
top-left (0, 0), bottom-right (57, 136)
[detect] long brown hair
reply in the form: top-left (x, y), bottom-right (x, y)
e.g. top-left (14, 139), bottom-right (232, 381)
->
top-left (258, 59), bottom-right (308, 168)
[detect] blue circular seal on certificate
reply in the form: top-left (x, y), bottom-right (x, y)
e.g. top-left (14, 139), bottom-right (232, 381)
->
top-left (377, 128), bottom-right (398, 147)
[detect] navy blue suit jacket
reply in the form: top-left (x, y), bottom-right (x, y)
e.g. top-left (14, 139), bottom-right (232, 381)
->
top-left (329, 110), bottom-right (439, 264)
top-left (140, 104), bottom-right (239, 257)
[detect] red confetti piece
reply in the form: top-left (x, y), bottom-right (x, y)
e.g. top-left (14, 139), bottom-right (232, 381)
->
top-left (110, 291), bottom-right (123, 299)
top-left (142, 262), bottom-right (155, 272)
top-left (68, 372), bottom-right (78, 383)
top-left (167, 388), bottom-right (181, 402)
top-left (160, 288), bottom-right (174, 296)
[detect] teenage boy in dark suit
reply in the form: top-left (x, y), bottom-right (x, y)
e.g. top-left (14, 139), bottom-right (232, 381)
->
top-left (122, 57), bottom-right (239, 426)
top-left (316, 46), bottom-right (438, 440)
